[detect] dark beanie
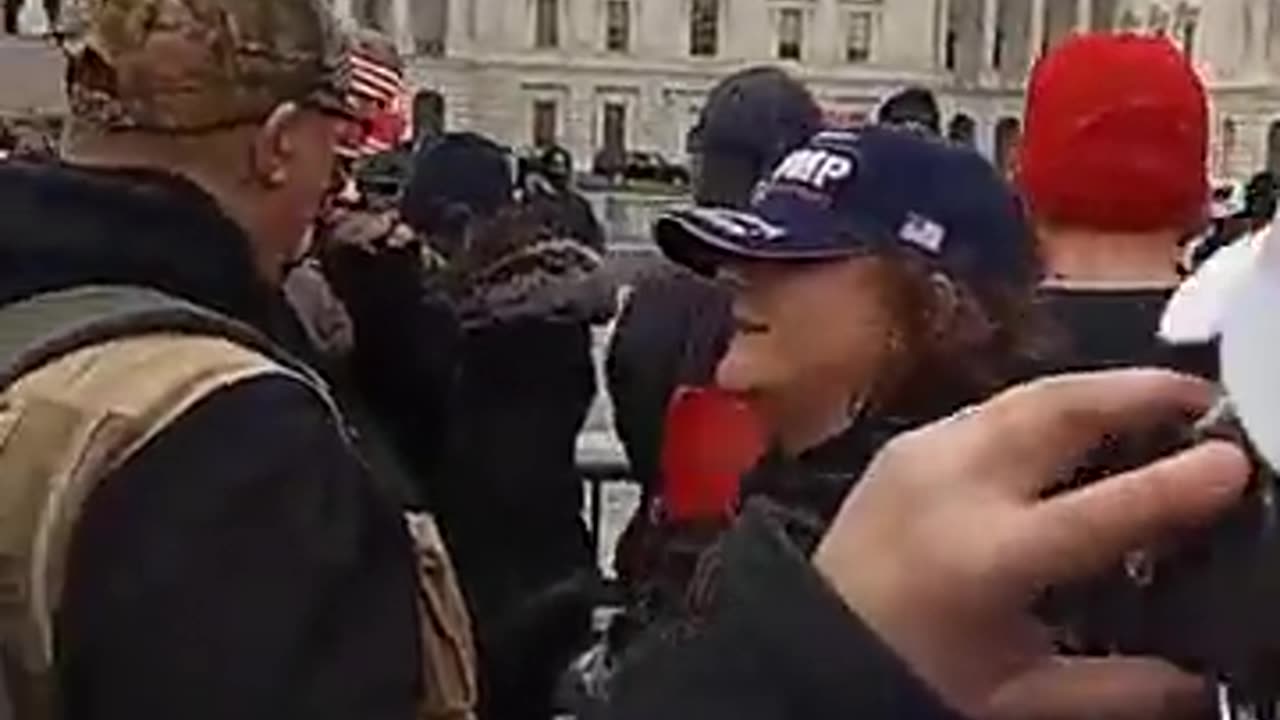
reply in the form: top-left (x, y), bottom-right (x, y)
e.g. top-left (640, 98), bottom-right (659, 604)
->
top-left (877, 87), bottom-right (941, 135)
top-left (399, 132), bottom-right (515, 236)
top-left (687, 66), bottom-right (823, 208)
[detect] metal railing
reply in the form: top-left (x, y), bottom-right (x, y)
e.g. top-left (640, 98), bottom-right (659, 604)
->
top-left (579, 457), bottom-right (635, 565)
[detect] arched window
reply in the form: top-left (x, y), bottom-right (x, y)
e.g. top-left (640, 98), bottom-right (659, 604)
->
top-left (994, 116), bottom-right (1021, 176)
top-left (947, 114), bottom-right (977, 147)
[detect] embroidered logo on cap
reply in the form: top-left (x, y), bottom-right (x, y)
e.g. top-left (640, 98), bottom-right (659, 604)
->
top-left (770, 148), bottom-right (855, 191)
top-left (899, 213), bottom-right (946, 254)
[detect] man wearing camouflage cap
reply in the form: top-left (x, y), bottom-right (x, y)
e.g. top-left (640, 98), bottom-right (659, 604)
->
top-left (0, 0), bottom-right (442, 717)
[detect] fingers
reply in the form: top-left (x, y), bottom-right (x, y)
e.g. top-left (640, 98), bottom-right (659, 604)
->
top-left (985, 656), bottom-right (1209, 720)
top-left (1011, 441), bottom-right (1250, 589)
top-left (967, 370), bottom-right (1216, 497)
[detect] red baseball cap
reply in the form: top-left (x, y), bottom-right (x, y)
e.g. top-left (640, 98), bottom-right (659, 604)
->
top-left (1017, 33), bottom-right (1209, 233)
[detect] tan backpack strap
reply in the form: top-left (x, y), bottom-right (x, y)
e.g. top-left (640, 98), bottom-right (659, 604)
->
top-left (4, 333), bottom-right (305, 669)
top-left (0, 286), bottom-right (333, 720)
top-left (406, 512), bottom-right (478, 720)
top-left (0, 285), bottom-right (312, 389)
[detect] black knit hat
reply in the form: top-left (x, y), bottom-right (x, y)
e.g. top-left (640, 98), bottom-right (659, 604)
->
top-left (399, 132), bottom-right (516, 236)
top-left (686, 66), bottom-right (823, 209)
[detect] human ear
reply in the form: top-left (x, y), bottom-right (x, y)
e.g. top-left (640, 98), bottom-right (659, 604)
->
top-left (927, 271), bottom-right (961, 336)
top-left (252, 102), bottom-right (304, 188)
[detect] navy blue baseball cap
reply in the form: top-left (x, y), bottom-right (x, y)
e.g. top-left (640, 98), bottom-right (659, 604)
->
top-left (655, 126), bottom-right (1034, 291)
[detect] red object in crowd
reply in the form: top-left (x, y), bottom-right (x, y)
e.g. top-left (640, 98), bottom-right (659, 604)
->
top-left (659, 386), bottom-right (766, 522)
top-left (1017, 32), bottom-right (1208, 233)
top-left (337, 42), bottom-right (410, 158)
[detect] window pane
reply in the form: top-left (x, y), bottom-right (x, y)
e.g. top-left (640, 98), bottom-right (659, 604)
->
top-left (536, 0), bottom-right (559, 48)
top-left (533, 100), bottom-right (558, 146)
top-left (778, 8), bottom-right (803, 60)
top-left (356, 0), bottom-right (390, 31)
top-left (411, 0), bottom-right (448, 57)
top-left (847, 11), bottom-right (872, 63)
top-left (606, 0), bottom-right (630, 52)
top-left (690, 0), bottom-right (718, 57)
top-left (603, 103), bottom-right (627, 153)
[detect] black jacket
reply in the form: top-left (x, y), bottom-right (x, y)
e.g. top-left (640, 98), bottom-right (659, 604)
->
top-left (606, 263), bottom-right (734, 496)
top-left (607, 506), bottom-right (961, 720)
top-left (445, 317), bottom-right (599, 720)
top-left (1034, 287), bottom-right (1217, 379)
top-left (0, 161), bottom-right (421, 720)
top-left (317, 223), bottom-right (463, 511)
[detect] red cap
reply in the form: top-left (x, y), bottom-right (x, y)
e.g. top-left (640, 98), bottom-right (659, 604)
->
top-left (1017, 33), bottom-right (1209, 233)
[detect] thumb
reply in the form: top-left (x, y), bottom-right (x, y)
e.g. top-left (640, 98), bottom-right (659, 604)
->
top-left (985, 657), bottom-right (1210, 720)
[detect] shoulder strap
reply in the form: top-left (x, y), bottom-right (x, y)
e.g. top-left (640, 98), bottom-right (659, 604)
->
top-left (0, 286), bottom-right (344, 720)
top-left (0, 284), bottom-right (320, 391)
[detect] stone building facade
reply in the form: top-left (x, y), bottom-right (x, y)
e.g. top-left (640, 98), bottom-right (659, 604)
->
top-left (10, 0), bottom-right (1280, 179)
top-left (339, 0), bottom-right (1280, 179)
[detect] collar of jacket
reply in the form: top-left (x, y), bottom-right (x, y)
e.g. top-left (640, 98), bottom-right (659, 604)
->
top-left (742, 412), bottom-right (939, 532)
top-left (0, 160), bottom-right (305, 350)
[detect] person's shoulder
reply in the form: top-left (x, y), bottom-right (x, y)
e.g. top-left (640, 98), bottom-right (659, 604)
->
top-left (84, 369), bottom-right (400, 569)
top-left (128, 371), bottom-right (358, 491)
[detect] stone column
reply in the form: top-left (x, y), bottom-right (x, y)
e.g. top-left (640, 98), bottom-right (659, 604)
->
top-left (332, 0), bottom-right (355, 23)
top-left (981, 0), bottom-right (998, 69)
top-left (1076, 0), bottom-right (1091, 31)
top-left (1029, 0), bottom-right (1046, 70)
top-left (445, 0), bottom-right (471, 52)
top-left (813, 0), bottom-right (841, 66)
top-left (934, 0), bottom-right (950, 68)
top-left (390, 0), bottom-right (413, 55)
top-left (1251, 0), bottom-right (1270, 75)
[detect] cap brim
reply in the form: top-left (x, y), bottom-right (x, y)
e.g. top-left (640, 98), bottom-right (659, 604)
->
top-left (654, 206), bottom-right (860, 274)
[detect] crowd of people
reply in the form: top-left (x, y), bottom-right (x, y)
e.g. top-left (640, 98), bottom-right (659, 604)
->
top-left (0, 0), bottom-right (1276, 719)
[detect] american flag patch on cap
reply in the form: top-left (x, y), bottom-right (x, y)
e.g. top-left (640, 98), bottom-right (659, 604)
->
top-left (337, 38), bottom-right (410, 156)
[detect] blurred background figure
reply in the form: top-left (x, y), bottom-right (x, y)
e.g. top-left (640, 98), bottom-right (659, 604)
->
top-left (401, 131), bottom-right (606, 720)
top-left (1190, 171), bottom-right (1280, 270)
top-left (525, 144), bottom-right (605, 253)
top-left (875, 85), bottom-right (942, 135)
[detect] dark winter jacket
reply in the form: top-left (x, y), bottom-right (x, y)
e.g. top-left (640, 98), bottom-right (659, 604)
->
top-left (0, 161), bottom-right (422, 720)
top-left (315, 206), bottom-right (463, 510)
top-left (606, 262), bottom-right (734, 496)
top-left (606, 505), bottom-right (961, 720)
top-left (1034, 286), bottom-right (1217, 379)
top-left (425, 221), bottom-right (604, 720)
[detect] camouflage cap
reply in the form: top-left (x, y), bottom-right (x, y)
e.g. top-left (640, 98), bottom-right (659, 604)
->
top-left (63, 0), bottom-right (355, 133)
